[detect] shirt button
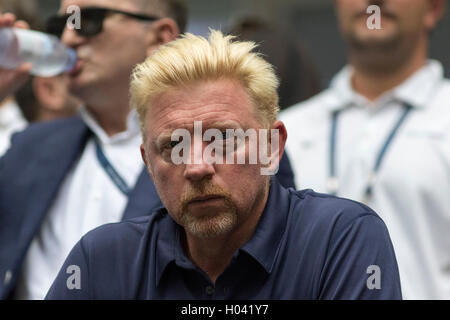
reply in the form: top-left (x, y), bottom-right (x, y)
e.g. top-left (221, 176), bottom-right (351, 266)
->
top-left (205, 286), bottom-right (214, 296)
top-left (4, 270), bottom-right (12, 285)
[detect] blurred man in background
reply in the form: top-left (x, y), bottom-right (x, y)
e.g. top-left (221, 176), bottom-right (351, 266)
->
top-left (281, 0), bottom-right (449, 299)
top-left (15, 74), bottom-right (81, 123)
top-left (0, 0), bottom-right (188, 300)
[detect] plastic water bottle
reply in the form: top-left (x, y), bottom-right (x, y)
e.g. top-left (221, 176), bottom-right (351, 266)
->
top-left (0, 28), bottom-right (77, 77)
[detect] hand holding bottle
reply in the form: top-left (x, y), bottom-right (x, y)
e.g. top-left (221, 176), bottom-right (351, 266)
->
top-left (0, 13), bottom-right (31, 102)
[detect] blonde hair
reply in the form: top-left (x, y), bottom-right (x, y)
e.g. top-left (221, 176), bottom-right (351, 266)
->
top-left (130, 29), bottom-right (280, 133)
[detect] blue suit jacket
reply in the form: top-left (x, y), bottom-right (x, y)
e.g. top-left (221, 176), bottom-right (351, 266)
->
top-left (0, 116), bottom-right (295, 299)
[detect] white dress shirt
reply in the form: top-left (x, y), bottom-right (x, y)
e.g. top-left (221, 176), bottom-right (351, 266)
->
top-left (0, 100), bottom-right (27, 157)
top-left (15, 107), bottom-right (144, 300)
top-left (280, 60), bottom-right (450, 299)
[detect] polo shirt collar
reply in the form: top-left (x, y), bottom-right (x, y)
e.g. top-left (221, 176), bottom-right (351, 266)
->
top-left (326, 60), bottom-right (444, 112)
top-left (239, 178), bottom-right (290, 274)
top-left (155, 212), bottom-right (183, 286)
top-left (155, 210), bottom-right (200, 287)
top-left (154, 177), bottom-right (291, 286)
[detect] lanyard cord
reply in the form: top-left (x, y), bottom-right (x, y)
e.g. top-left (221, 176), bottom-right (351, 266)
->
top-left (94, 138), bottom-right (131, 196)
top-left (328, 103), bottom-right (413, 202)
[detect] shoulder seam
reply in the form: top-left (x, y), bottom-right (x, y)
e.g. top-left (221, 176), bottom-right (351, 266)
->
top-left (79, 238), bottom-right (92, 299)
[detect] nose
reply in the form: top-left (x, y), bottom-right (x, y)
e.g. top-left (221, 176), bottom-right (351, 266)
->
top-left (183, 142), bottom-right (216, 182)
top-left (184, 162), bottom-right (215, 182)
top-left (61, 27), bottom-right (86, 48)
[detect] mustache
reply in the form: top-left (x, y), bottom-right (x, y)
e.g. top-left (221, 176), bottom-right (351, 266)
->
top-left (355, 5), bottom-right (397, 20)
top-left (180, 181), bottom-right (233, 211)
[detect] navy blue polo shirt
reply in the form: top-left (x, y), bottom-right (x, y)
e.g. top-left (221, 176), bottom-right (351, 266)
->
top-left (45, 178), bottom-right (402, 300)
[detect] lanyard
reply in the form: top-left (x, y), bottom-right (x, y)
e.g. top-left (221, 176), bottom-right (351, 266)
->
top-left (328, 103), bottom-right (412, 203)
top-left (94, 138), bottom-right (131, 196)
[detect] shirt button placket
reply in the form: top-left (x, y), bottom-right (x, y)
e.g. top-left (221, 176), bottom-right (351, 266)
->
top-left (205, 285), bottom-right (215, 297)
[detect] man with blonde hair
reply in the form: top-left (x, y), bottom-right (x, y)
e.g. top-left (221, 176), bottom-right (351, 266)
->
top-left (46, 30), bottom-right (401, 300)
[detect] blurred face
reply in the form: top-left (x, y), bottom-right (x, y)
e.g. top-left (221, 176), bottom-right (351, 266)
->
top-left (34, 74), bottom-right (81, 118)
top-left (59, 0), bottom-right (152, 101)
top-left (335, 0), bottom-right (441, 50)
top-left (142, 79), bottom-right (274, 239)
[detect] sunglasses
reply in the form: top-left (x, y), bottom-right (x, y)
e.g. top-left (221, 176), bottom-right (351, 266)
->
top-left (46, 7), bottom-right (160, 38)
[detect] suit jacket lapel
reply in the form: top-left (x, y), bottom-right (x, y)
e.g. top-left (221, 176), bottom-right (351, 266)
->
top-left (19, 118), bottom-right (91, 242)
top-left (20, 117), bottom-right (161, 241)
top-left (122, 168), bottom-right (163, 221)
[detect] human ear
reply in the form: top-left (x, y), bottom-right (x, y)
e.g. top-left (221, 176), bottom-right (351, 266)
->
top-left (424, 0), bottom-right (446, 31)
top-left (145, 18), bottom-right (180, 57)
top-left (260, 120), bottom-right (288, 176)
top-left (141, 144), bottom-right (154, 179)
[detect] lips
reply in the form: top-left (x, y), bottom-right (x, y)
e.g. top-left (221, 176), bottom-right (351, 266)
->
top-left (189, 195), bottom-right (224, 204)
top-left (186, 195), bottom-right (227, 209)
top-left (68, 59), bottom-right (84, 77)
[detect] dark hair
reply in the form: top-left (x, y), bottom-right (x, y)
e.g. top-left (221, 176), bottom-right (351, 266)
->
top-left (139, 0), bottom-right (189, 33)
top-left (166, 0), bottom-right (188, 33)
top-left (228, 16), bottom-right (321, 109)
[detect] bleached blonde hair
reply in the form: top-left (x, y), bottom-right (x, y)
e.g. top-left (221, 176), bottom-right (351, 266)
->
top-left (130, 29), bottom-right (280, 134)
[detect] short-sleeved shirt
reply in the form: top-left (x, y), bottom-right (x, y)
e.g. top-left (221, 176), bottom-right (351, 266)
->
top-left (45, 178), bottom-right (402, 300)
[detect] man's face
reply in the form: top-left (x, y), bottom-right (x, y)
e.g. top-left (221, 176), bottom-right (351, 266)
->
top-left (59, 0), bottom-right (151, 101)
top-left (335, 0), bottom-right (437, 50)
top-left (142, 79), bottom-right (272, 239)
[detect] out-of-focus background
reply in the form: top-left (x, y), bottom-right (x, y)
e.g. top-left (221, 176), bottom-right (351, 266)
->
top-left (38, 0), bottom-right (450, 87)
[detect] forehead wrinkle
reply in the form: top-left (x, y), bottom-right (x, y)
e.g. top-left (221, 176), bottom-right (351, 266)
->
top-left (149, 98), bottom-right (249, 131)
top-left (147, 78), bottom-right (258, 137)
top-left (151, 108), bottom-right (245, 136)
top-left (152, 79), bottom-right (252, 111)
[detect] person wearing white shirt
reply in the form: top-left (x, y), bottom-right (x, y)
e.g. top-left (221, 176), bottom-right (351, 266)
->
top-left (0, 99), bottom-right (27, 156)
top-left (14, 106), bottom-right (144, 300)
top-left (280, 0), bottom-right (449, 299)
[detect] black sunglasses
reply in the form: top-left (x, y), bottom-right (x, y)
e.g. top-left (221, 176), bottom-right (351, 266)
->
top-left (46, 7), bottom-right (160, 38)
